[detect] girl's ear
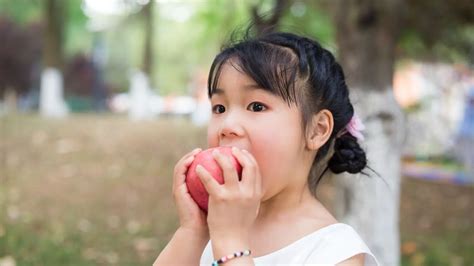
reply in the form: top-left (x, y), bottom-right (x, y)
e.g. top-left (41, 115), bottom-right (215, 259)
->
top-left (306, 109), bottom-right (334, 151)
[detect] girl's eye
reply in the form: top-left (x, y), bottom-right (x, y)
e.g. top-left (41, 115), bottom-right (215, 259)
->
top-left (248, 102), bottom-right (267, 112)
top-left (212, 104), bottom-right (226, 114)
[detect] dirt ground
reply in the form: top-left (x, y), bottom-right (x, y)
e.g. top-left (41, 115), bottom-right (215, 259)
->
top-left (1, 114), bottom-right (473, 265)
top-left (399, 177), bottom-right (474, 265)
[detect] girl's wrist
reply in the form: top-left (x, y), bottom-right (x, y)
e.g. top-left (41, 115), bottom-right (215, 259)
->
top-left (210, 227), bottom-right (249, 239)
top-left (211, 233), bottom-right (251, 260)
top-left (177, 226), bottom-right (209, 241)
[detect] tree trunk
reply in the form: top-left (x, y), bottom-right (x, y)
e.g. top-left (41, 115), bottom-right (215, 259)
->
top-left (43, 0), bottom-right (64, 69)
top-left (40, 0), bottom-right (68, 117)
top-left (142, 0), bottom-right (154, 80)
top-left (332, 0), bottom-right (405, 265)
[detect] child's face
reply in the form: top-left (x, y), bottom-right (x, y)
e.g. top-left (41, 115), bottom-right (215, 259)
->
top-left (207, 62), bottom-right (310, 200)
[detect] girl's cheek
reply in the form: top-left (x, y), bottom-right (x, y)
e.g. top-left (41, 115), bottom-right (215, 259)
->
top-left (206, 121), bottom-right (219, 146)
top-left (206, 132), bottom-right (218, 148)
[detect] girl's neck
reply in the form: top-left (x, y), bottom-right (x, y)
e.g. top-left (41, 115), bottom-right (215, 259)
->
top-left (256, 183), bottom-right (330, 223)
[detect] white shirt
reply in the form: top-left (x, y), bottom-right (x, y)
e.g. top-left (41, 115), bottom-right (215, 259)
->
top-left (200, 223), bottom-right (379, 266)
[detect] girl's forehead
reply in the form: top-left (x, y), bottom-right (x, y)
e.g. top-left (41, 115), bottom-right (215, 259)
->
top-left (220, 62), bottom-right (255, 83)
top-left (209, 56), bottom-right (300, 106)
top-left (213, 64), bottom-right (262, 92)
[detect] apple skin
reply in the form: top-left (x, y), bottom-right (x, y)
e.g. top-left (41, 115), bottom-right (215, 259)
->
top-left (185, 147), bottom-right (242, 212)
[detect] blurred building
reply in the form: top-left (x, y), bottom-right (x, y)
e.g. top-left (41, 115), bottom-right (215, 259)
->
top-left (394, 62), bottom-right (474, 181)
top-left (394, 62), bottom-right (473, 158)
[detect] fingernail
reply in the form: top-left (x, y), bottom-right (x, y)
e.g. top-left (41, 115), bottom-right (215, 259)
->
top-left (196, 165), bottom-right (203, 171)
top-left (212, 149), bottom-right (220, 157)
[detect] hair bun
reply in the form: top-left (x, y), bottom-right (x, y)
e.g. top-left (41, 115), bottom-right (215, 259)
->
top-left (328, 134), bottom-right (367, 174)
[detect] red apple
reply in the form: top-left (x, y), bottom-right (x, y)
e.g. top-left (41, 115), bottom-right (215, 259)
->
top-left (185, 147), bottom-right (242, 212)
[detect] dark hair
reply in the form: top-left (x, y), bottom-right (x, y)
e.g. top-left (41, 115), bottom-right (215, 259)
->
top-left (207, 31), bottom-right (367, 196)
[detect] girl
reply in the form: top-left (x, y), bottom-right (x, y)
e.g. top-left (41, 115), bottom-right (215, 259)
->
top-left (154, 32), bottom-right (378, 266)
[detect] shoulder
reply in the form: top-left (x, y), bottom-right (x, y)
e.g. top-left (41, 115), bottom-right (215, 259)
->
top-left (304, 223), bottom-right (379, 265)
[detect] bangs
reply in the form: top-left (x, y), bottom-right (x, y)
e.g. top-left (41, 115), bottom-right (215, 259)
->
top-left (208, 41), bottom-right (303, 105)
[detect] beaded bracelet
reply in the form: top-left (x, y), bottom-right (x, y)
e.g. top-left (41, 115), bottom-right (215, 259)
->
top-left (211, 249), bottom-right (251, 265)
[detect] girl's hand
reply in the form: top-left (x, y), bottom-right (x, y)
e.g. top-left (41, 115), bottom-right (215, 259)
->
top-left (196, 147), bottom-right (263, 242)
top-left (172, 148), bottom-right (209, 234)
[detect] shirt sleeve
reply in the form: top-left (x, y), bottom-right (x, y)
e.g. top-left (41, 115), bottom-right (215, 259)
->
top-left (303, 225), bottom-right (379, 266)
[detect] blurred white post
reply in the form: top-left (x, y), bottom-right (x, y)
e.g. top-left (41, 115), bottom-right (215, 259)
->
top-left (191, 98), bottom-right (211, 126)
top-left (129, 70), bottom-right (152, 120)
top-left (40, 67), bottom-right (69, 118)
top-left (191, 85), bottom-right (211, 126)
top-left (190, 71), bottom-right (211, 126)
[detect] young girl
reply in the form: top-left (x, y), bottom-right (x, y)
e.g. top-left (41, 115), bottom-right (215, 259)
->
top-left (154, 32), bottom-right (378, 266)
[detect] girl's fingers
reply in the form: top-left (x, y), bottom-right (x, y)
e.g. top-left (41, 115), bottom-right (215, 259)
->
top-left (241, 149), bottom-right (262, 194)
top-left (212, 149), bottom-right (240, 188)
top-left (175, 182), bottom-right (200, 208)
top-left (231, 147), bottom-right (255, 187)
top-left (175, 156), bottom-right (194, 182)
top-left (173, 148), bottom-right (202, 187)
top-left (242, 149), bottom-right (257, 165)
top-left (196, 164), bottom-right (220, 195)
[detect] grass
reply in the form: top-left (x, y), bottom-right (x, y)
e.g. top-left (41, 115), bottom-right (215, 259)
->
top-left (1, 114), bottom-right (473, 265)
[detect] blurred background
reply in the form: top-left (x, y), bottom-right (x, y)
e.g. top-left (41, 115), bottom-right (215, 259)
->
top-left (0, 0), bottom-right (473, 265)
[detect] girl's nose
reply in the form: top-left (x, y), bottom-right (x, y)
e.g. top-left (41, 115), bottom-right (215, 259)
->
top-left (219, 112), bottom-right (245, 139)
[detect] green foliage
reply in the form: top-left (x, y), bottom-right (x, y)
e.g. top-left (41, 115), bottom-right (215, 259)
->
top-left (398, 0), bottom-right (474, 64)
top-left (152, 0), bottom-right (253, 94)
top-left (1, 0), bottom-right (470, 96)
top-left (0, 1), bottom-right (376, 96)
top-left (398, 25), bottom-right (474, 64)
top-left (0, 0), bottom-right (42, 24)
top-left (64, 0), bottom-right (91, 57)
top-left (280, 1), bottom-right (335, 49)
top-left (102, 0), bottom-right (255, 95)
top-left (193, 0), bottom-right (252, 46)
top-left (0, 0), bottom-right (90, 56)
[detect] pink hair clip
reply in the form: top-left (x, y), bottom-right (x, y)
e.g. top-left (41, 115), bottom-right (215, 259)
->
top-left (337, 113), bottom-right (365, 141)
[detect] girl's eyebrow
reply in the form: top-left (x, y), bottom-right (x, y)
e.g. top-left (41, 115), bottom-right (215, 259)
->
top-left (213, 84), bottom-right (264, 95)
